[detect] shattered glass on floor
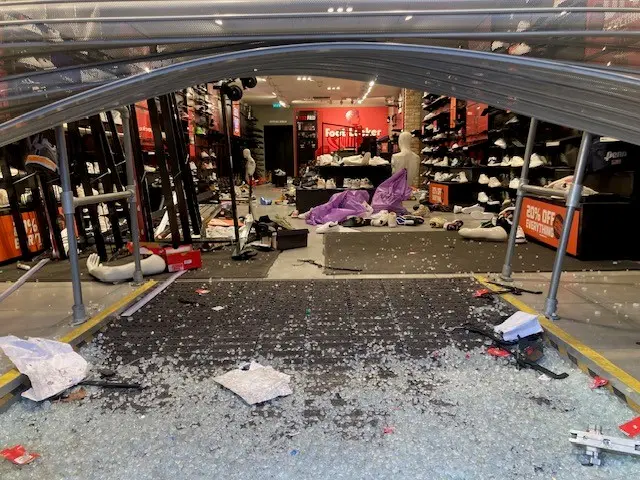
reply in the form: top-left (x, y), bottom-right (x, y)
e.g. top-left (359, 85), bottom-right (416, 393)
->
top-left (1, 278), bottom-right (638, 479)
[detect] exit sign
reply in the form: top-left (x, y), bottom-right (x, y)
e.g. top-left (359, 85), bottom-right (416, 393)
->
top-left (272, 103), bottom-right (282, 108)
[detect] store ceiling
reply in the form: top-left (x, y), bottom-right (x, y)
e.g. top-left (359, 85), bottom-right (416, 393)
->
top-left (242, 76), bottom-right (402, 107)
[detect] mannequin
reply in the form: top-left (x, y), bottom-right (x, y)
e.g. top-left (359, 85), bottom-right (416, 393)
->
top-left (391, 132), bottom-right (420, 187)
top-left (86, 252), bottom-right (166, 283)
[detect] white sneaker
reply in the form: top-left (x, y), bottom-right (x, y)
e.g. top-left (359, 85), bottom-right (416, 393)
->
top-left (388, 211), bottom-right (398, 228)
top-left (440, 173), bottom-right (453, 181)
top-left (434, 172), bottom-right (442, 181)
top-left (421, 146), bottom-right (431, 154)
top-left (491, 40), bottom-right (506, 51)
top-left (488, 177), bottom-right (502, 188)
top-left (457, 172), bottom-right (469, 183)
top-left (478, 174), bottom-right (490, 185)
top-left (371, 210), bottom-right (389, 226)
top-left (436, 157), bottom-right (449, 167)
top-left (461, 204), bottom-right (484, 214)
top-left (500, 156), bottom-right (511, 166)
top-left (510, 156), bottom-right (524, 167)
top-left (453, 205), bottom-right (463, 214)
top-left (361, 178), bottom-right (374, 189)
top-left (478, 191), bottom-right (489, 203)
top-left (326, 179), bottom-right (336, 189)
top-left (509, 178), bottom-right (521, 189)
top-left (317, 222), bottom-right (339, 234)
top-left (317, 178), bottom-right (326, 188)
top-left (530, 153), bottom-right (544, 168)
top-left (515, 225), bottom-right (527, 243)
top-left (495, 138), bottom-right (507, 149)
top-left (487, 157), bottom-right (500, 166)
top-left (510, 43), bottom-right (531, 55)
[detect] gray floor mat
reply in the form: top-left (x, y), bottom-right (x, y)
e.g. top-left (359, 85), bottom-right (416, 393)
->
top-left (323, 231), bottom-right (639, 275)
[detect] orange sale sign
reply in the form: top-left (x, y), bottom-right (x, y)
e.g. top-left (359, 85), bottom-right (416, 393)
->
top-left (0, 212), bottom-right (44, 262)
top-left (429, 183), bottom-right (449, 205)
top-left (520, 198), bottom-right (580, 256)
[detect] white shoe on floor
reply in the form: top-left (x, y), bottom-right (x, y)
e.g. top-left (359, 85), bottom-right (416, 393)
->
top-left (515, 225), bottom-right (527, 244)
top-left (461, 204), bottom-right (484, 214)
top-left (371, 210), bottom-right (389, 227)
top-left (316, 222), bottom-right (339, 234)
top-left (453, 205), bottom-right (463, 214)
top-left (388, 211), bottom-right (398, 227)
top-left (470, 210), bottom-right (496, 220)
top-left (459, 226), bottom-right (508, 241)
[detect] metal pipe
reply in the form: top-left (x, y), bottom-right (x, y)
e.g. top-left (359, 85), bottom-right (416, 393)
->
top-left (55, 125), bottom-right (86, 325)
top-left (219, 91), bottom-right (242, 253)
top-left (519, 184), bottom-right (568, 198)
top-left (73, 190), bottom-right (133, 207)
top-left (119, 107), bottom-right (143, 284)
top-left (0, 259), bottom-right (50, 304)
top-left (544, 131), bottom-right (593, 320)
top-left (2, 7), bottom-right (638, 25)
top-left (501, 117), bottom-right (538, 282)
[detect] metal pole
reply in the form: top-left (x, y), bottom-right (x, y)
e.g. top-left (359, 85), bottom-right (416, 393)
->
top-left (501, 117), bottom-right (538, 282)
top-left (220, 91), bottom-right (242, 254)
top-left (55, 125), bottom-right (87, 324)
top-left (544, 131), bottom-right (593, 320)
top-left (119, 107), bottom-right (144, 284)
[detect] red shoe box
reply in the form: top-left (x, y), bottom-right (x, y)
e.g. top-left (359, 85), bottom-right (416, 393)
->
top-left (164, 245), bottom-right (202, 272)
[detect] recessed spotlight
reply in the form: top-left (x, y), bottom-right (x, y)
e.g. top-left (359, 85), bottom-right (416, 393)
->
top-left (346, 7), bottom-right (353, 13)
top-left (607, 61), bottom-right (612, 66)
top-left (307, 77), bottom-right (313, 81)
top-left (143, 67), bottom-right (150, 73)
top-left (327, 87), bottom-right (332, 90)
top-left (297, 76), bottom-right (301, 81)
top-left (328, 7), bottom-right (334, 12)
top-left (253, 68), bottom-right (258, 72)
top-left (271, 92), bottom-right (277, 96)
top-left (215, 19), bottom-right (223, 26)
top-left (336, 86), bottom-right (340, 90)
top-left (337, 7), bottom-right (343, 13)
top-left (302, 76), bottom-right (307, 81)
top-left (369, 80), bottom-right (375, 87)
top-left (602, 46), bottom-right (607, 51)
top-left (405, 15), bottom-right (413, 21)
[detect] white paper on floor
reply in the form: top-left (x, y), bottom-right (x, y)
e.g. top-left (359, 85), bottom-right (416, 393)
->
top-left (213, 361), bottom-right (292, 405)
top-left (494, 311), bottom-right (542, 341)
top-left (0, 336), bottom-right (88, 401)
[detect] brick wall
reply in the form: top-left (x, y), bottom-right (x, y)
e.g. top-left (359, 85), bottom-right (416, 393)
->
top-left (402, 89), bottom-right (423, 155)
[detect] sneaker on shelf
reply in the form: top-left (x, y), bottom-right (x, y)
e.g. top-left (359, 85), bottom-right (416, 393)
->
top-left (505, 115), bottom-right (519, 125)
top-left (361, 178), bottom-right (374, 189)
top-left (509, 178), bottom-right (520, 189)
top-left (388, 211), bottom-right (398, 228)
top-left (530, 153), bottom-right (544, 168)
top-left (510, 156), bottom-right (524, 167)
top-left (424, 124), bottom-right (434, 132)
top-left (450, 158), bottom-right (461, 167)
top-left (421, 146), bottom-right (432, 154)
top-left (494, 138), bottom-right (507, 149)
top-left (509, 43), bottom-right (531, 56)
top-left (200, 150), bottom-right (210, 159)
top-left (433, 132), bottom-right (446, 140)
top-left (440, 173), bottom-right (453, 182)
top-left (326, 179), bottom-right (337, 189)
top-left (491, 40), bottom-right (506, 51)
top-left (435, 157), bottom-right (449, 167)
top-left (487, 157), bottom-right (500, 166)
top-left (317, 178), bottom-right (326, 189)
top-left (421, 158), bottom-right (430, 165)
top-left (460, 204), bottom-right (484, 214)
top-left (0, 188), bottom-right (8, 207)
top-left (478, 174), bottom-right (490, 185)
top-left (488, 177), bottom-right (502, 188)
top-left (434, 172), bottom-right (442, 182)
top-left (500, 156), bottom-right (511, 166)
top-left (451, 143), bottom-right (460, 150)
top-left (25, 136), bottom-right (58, 174)
top-left (351, 179), bottom-right (361, 189)
top-left (453, 205), bottom-right (463, 214)
top-left (410, 129), bottom-right (422, 137)
top-left (478, 191), bottom-right (489, 203)
top-left (515, 225), bottom-right (527, 244)
top-left (457, 172), bottom-right (469, 183)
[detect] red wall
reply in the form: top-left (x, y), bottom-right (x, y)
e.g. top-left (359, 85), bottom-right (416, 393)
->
top-left (297, 106), bottom-right (388, 154)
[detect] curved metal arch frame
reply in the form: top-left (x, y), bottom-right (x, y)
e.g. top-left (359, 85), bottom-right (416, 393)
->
top-left (2, 42), bottom-right (640, 147)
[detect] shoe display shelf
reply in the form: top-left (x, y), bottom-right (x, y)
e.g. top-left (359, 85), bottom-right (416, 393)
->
top-left (315, 164), bottom-right (392, 189)
top-left (295, 186), bottom-right (376, 213)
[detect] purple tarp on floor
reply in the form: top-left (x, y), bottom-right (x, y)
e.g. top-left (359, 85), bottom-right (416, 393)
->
top-left (371, 168), bottom-right (412, 213)
top-left (305, 190), bottom-right (371, 225)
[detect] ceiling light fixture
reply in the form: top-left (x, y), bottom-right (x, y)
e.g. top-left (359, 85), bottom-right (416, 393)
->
top-left (257, 77), bottom-right (267, 82)
top-left (337, 7), bottom-right (344, 13)
top-left (328, 7), bottom-right (334, 12)
top-left (346, 7), bottom-right (353, 12)
top-left (405, 15), bottom-right (413, 21)
top-left (369, 80), bottom-right (375, 87)
top-left (279, 100), bottom-right (287, 107)
top-left (271, 91), bottom-right (277, 96)
top-left (214, 19), bottom-right (223, 26)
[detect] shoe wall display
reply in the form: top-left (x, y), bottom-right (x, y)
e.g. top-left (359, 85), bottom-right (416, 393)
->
top-left (488, 177), bottom-right (502, 188)
top-left (478, 174), bottom-right (490, 184)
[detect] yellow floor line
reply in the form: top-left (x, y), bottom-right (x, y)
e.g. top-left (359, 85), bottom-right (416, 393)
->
top-left (474, 275), bottom-right (640, 396)
top-left (0, 280), bottom-right (157, 392)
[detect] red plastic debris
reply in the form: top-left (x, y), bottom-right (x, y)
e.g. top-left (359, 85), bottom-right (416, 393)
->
top-left (619, 416), bottom-right (640, 438)
top-left (195, 288), bottom-right (210, 295)
top-left (1, 445), bottom-right (39, 466)
top-left (465, 353), bottom-right (471, 359)
top-left (589, 376), bottom-right (609, 389)
top-left (487, 347), bottom-right (510, 358)
top-left (383, 426), bottom-right (394, 435)
top-left (474, 288), bottom-right (492, 298)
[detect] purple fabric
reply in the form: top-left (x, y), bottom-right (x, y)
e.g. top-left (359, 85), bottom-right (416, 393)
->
top-left (305, 190), bottom-right (370, 225)
top-left (371, 168), bottom-right (412, 213)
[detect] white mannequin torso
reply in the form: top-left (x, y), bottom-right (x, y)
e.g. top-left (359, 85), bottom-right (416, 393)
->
top-left (391, 132), bottom-right (420, 187)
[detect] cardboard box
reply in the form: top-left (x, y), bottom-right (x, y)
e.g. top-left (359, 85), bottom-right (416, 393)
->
top-left (164, 246), bottom-right (202, 272)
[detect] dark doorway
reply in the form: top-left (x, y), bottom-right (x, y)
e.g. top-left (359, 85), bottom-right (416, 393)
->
top-left (264, 125), bottom-right (294, 176)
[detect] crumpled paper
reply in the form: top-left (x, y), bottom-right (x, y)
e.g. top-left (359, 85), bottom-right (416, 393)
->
top-left (0, 336), bottom-right (88, 401)
top-left (214, 362), bottom-right (292, 405)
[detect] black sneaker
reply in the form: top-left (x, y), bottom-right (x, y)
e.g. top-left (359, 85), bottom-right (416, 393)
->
top-left (25, 136), bottom-right (58, 174)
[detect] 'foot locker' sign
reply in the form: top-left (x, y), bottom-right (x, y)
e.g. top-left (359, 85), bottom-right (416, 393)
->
top-left (520, 197), bottom-right (580, 256)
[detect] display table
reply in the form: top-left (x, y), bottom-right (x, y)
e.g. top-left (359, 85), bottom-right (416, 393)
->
top-left (316, 164), bottom-right (391, 188)
top-left (296, 187), bottom-right (376, 213)
top-left (428, 182), bottom-right (477, 206)
top-left (520, 194), bottom-right (639, 260)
